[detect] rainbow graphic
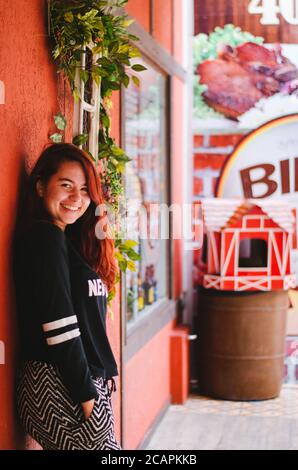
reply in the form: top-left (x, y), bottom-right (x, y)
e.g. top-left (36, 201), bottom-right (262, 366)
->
top-left (216, 114), bottom-right (298, 197)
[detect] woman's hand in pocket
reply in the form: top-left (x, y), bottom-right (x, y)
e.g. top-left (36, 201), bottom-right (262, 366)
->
top-left (81, 398), bottom-right (95, 420)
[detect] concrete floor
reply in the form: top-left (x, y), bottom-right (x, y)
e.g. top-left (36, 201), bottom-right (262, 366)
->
top-left (144, 386), bottom-right (298, 450)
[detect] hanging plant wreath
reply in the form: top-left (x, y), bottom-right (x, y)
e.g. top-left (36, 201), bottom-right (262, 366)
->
top-left (48, 0), bottom-right (146, 300)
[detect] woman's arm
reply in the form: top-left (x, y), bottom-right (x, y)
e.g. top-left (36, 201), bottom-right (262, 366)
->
top-left (81, 398), bottom-right (95, 420)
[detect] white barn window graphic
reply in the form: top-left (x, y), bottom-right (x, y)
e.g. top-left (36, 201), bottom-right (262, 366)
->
top-left (239, 238), bottom-right (268, 268)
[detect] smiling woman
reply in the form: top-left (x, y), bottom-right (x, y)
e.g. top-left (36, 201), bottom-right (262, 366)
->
top-left (13, 143), bottom-right (121, 450)
top-left (36, 161), bottom-right (91, 232)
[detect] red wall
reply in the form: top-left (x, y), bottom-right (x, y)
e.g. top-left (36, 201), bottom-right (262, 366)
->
top-left (0, 0), bottom-right (60, 449)
top-left (171, 0), bottom-right (184, 297)
top-left (123, 321), bottom-right (174, 450)
top-left (125, 0), bottom-right (151, 32)
top-left (152, 0), bottom-right (173, 53)
top-left (108, 90), bottom-right (122, 442)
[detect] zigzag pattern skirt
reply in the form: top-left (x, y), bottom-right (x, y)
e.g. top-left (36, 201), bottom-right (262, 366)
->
top-left (16, 361), bottom-right (121, 450)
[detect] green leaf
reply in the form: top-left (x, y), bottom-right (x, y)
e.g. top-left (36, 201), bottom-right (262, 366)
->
top-left (128, 46), bottom-right (141, 58)
top-left (131, 64), bottom-right (147, 72)
top-left (106, 81), bottom-right (121, 90)
top-left (64, 12), bottom-right (74, 23)
top-left (112, 146), bottom-right (126, 156)
top-left (72, 134), bottom-right (88, 146)
top-left (115, 251), bottom-right (125, 261)
top-left (112, 153), bottom-right (131, 163)
top-left (92, 44), bottom-right (103, 54)
top-left (117, 44), bottom-right (130, 54)
top-left (127, 249), bottom-right (141, 261)
top-left (128, 34), bottom-right (140, 42)
top-left (53, 46), bottom-right (61, 60)
top-left (101, 114), bottom-right (110, 128)
top-left (107, 307), bottom-right (115, 320)
top-left (108, 290), bottom-right (116, 303)
top-left (127, 260), bottom-right (136, 271)
top-left (132, 75), bottom-right (140, 87)
top-left (122, 74), bottom-right (130, 87)
top-left (54, 113), bottom-right (67, 131)
top-left (79, 69), bottom-right (89, 84)
top-left (98, 150), bottom-right (110, 159)
top-left (110, 157), bottom-right (119, 167)
top-left (85, 149), bottom-right (96, 161)
top-left (73, 88), bottom-right (80, 102)
top-left (92, 72), bottom-right (101, 86)
top-left (49, 133), bottom-right (63, 143)
top-left (118, 259), bottom-right (127, 272)
top-left (108, 41), bottom-right (120, 54)
top-left (123, 240), bottom-right (139, 248)
top-left (122, 18), bottom-right (135, 28)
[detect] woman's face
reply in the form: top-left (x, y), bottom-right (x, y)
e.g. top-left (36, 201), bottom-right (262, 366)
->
top-left (36, 161), bottom-right (91, 231)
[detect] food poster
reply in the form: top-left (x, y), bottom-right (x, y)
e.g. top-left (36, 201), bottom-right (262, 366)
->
top-left (193, 1), bottom-right (298, 131)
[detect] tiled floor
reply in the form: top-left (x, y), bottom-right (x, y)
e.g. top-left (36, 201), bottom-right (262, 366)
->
top-left (179, 385), bottom-right (298, 419)
top-left (144, 386), bottom-right (298, 450)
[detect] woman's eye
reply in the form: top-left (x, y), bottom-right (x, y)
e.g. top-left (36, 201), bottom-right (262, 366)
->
top-left (62, 183), bottom-right (71, 189)
top-left (81, 188), bottom-right (88, 193)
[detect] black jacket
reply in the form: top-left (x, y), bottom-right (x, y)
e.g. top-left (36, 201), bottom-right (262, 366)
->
top-left (13, 220), bottom-right (118, 403)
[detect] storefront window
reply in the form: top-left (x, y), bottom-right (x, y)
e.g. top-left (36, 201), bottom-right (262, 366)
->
top-left (123, 58), bottom-right (168, 323)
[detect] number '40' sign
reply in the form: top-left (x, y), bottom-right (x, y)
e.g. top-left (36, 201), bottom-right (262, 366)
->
top-left (248, 0), bottom-right (298, 24)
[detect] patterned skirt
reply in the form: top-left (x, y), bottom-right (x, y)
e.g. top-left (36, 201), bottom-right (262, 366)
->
top-left (16, 360), bottom-right (121, 450)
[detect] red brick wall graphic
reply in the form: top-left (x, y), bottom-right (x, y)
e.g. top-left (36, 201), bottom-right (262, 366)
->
top-left (193, 134), bottom-right (244, 199)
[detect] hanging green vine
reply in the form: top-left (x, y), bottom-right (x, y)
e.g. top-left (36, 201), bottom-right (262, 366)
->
top-left (48, 0), bottom-right (145, 294)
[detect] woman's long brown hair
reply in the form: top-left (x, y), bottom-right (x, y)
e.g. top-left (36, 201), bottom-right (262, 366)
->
top-left (18, 143), bottom-right (117, 292)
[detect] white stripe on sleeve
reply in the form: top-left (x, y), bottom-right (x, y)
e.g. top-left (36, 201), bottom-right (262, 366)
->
top-left (46, 328), bottom-right (81, 346)
top-left (42, 315), bottom-right (78, 332)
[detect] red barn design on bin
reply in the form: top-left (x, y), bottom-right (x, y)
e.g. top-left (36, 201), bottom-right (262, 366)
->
top-left (198, 199), bottom-right (297, 291)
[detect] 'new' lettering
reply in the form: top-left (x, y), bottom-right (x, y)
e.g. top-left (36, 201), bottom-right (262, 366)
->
top-left (88, 279), bottom-right (108, 297)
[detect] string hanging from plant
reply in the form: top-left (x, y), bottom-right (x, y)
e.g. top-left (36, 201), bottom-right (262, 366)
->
top-left (48, 0), bottom-right (146, 298)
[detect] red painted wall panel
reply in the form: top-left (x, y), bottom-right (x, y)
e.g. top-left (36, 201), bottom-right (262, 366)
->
top-left (172, 76), bottom-right (184, 298)
top-left (173, 0), bottom-right (184, 63)
top-left (123, 321), bottom-right (175, 450)
top-left (107, 90), bottom-right (122, 443)
top-left (125, 0), bottom-right (151, 32)
top-left (0, 0), bottom-right (60, 449)
top-left (152, 0), bottom-right (173, 53)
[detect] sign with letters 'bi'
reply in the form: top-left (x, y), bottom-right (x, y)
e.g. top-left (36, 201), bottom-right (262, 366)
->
top-left (216, 114), bottom-right (298, 202)
top-left (216, 113), bottom-right (298, 278)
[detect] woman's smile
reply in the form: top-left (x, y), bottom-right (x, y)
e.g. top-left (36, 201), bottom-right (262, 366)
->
top-left (61, 203), bottom-right (82, 211)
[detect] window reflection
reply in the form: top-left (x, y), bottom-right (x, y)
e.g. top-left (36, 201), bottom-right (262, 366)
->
top-left (123, 58), bottom-right (168, 322)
